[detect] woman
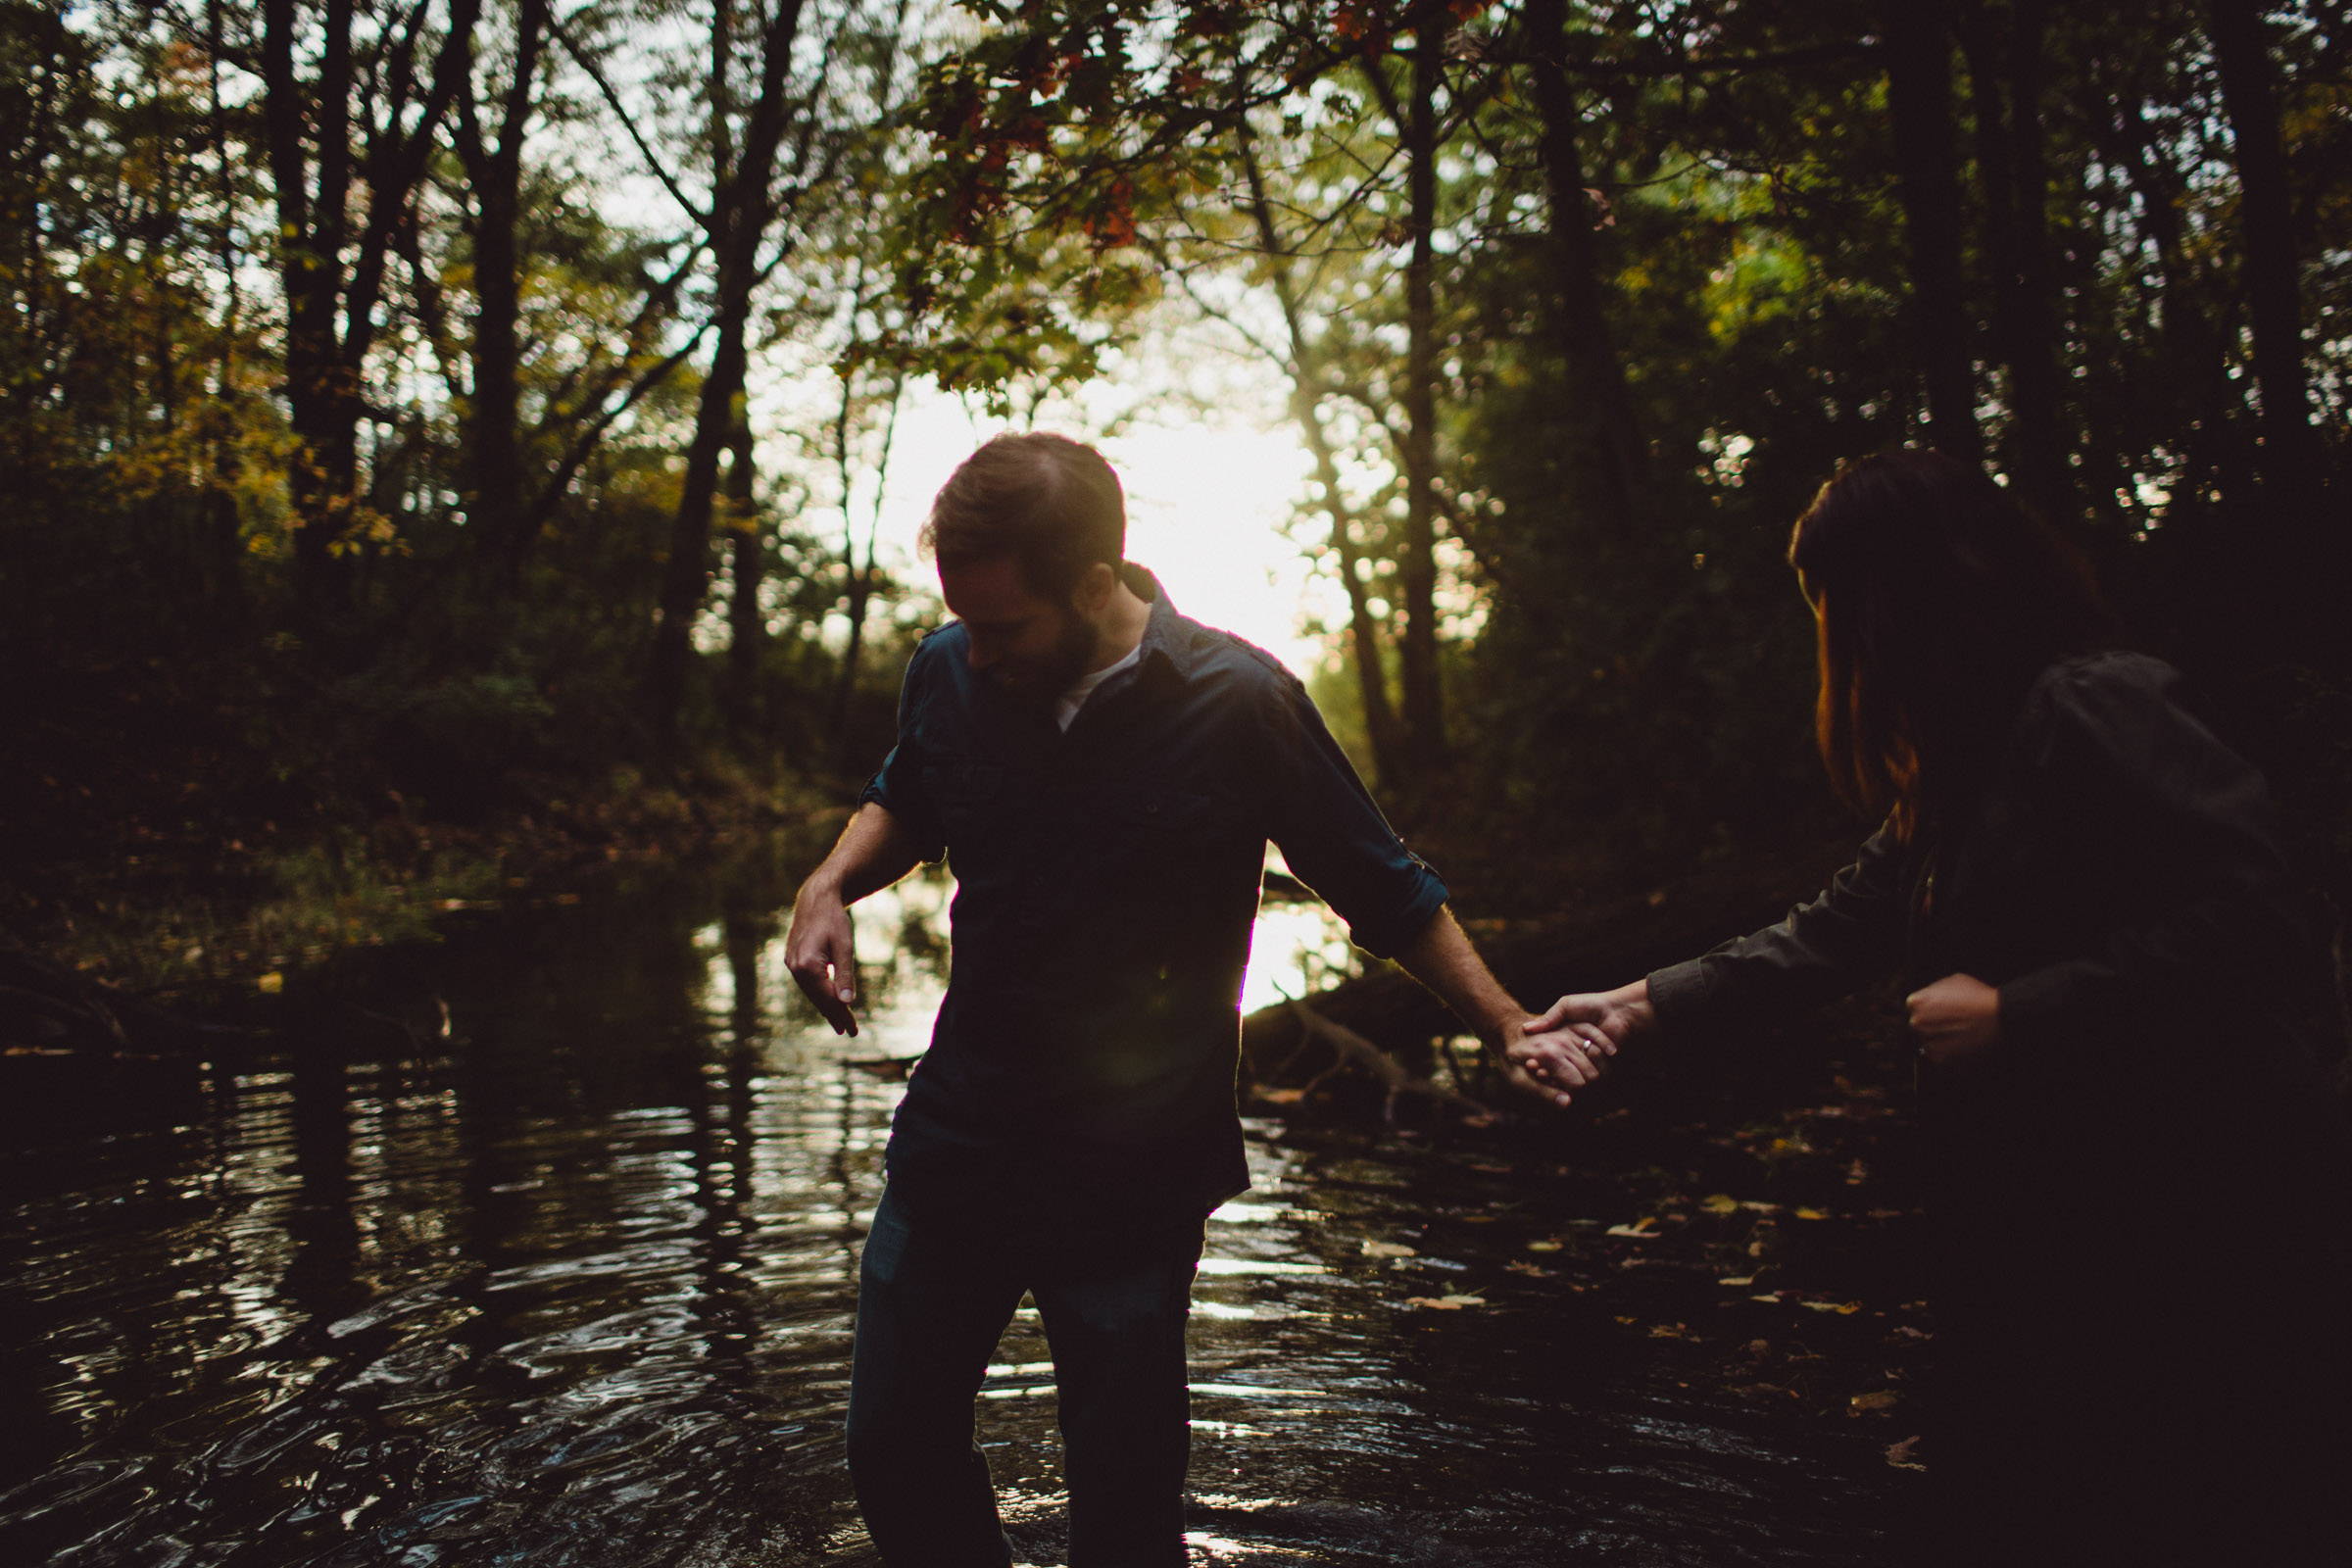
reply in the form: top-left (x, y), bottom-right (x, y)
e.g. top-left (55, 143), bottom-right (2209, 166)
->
top-left (1520, 451), bottom-right (2352, 1564)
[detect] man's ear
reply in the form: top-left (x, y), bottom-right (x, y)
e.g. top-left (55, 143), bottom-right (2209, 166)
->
top-left (1072, 561), bottom-right (1117, 619)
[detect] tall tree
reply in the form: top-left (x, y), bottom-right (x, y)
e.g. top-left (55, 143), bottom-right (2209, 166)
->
top-left (1882, 0), bottom-right (1982, 461)
top-left (1959, 0), bottom-right (2070, 514)
top-left (1524, 0), bottom-right (1649, 521)
top-left (1396, 4), bottom-right (1449, 779)
top-left (646, 0), bottom-right (815, 744)
top-left (454, 0), bottom-right (553, 566)
top-left (2206, 0), bottom-right (2320, 506)
top-left (260, 0), bottom-right (483, 612)
top-left (1234, 120), bottom-right (1406, 787)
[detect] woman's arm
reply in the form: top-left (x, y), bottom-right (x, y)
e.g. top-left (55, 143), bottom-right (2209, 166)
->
top-left (1515, 832), bottom-right (1910, 1092)
top-left (1645, 826), bottom-right (1912, 1038)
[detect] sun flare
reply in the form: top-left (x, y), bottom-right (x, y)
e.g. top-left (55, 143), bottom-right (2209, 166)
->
top-left (860, 389), bottom-right (1335, 677)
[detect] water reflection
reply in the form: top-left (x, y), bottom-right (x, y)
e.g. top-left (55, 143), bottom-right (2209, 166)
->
top-left (0, 848), bottom-right (1910, 1566)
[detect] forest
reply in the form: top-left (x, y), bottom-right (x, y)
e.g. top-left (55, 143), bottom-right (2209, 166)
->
top-left (4, 0), bottom-right (2348, 954)
top-left (4, 3), bottom-right (2351, 1563)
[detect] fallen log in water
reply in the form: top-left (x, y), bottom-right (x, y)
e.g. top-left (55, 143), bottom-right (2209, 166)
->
top-left (1260, 1000), bottom-right (1496, 1126)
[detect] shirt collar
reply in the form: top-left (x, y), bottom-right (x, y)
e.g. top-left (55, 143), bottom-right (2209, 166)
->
top-left (1122, 562), bottom-right (1195, 681)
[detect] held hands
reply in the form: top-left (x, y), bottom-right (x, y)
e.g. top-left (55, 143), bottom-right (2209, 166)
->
top-left (1905, 973), bottom-right (2001, 1064)
top-left (1506, 981), bottom-right (1655, 1108)
top-left (785, 883), bottom-right (861, 1036)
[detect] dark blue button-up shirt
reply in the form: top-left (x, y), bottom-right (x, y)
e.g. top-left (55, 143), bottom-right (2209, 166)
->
top-left (859, 567), bottom-right (1448, 1244)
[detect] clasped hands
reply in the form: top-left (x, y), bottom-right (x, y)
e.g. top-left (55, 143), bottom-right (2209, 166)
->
top-left (1504, 971), bottom-right (2003, 1107)
top-left (1505, 980), bottom-right (1652, 1108)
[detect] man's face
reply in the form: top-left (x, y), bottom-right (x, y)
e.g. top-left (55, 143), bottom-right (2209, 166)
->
top-left (939, 556), bottom-right (1099, 708)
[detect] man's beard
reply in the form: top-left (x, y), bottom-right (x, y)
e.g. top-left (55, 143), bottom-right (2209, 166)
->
top-left (986, 607), bottom-right (1099, 709)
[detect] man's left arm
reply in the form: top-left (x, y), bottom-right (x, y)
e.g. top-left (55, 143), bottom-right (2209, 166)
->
top-left (1248, 669), bottom-right (1609, 1104)
top-left (1392, 907), bottom-right (1613, 1107)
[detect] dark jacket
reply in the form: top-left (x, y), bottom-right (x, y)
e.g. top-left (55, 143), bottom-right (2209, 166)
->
top-left (1651, 652), bottom-right (2319, 1049)
top-left (1645, 651), bottom-right (2352, 1546)
top-left (859, 567), bottom-right (1447, 1248)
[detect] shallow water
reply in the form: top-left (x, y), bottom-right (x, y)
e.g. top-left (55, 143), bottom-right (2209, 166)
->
top-left (1, 847), bottom-right (1921, 1565)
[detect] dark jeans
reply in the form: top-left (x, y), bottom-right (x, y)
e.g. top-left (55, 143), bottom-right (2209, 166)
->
top-left (846, 1186), bottom-right (1203, 1568)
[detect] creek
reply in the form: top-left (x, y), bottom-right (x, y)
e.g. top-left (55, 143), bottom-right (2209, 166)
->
top-left (1, 840), bottom-right (1923, 1565)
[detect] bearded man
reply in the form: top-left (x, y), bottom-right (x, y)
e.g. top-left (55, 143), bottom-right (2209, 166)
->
top-left (784, 432), bottom-right (1605, 1567)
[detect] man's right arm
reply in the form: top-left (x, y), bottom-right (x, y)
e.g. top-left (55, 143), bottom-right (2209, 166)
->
top-left (785, 803), bottom-right (925, 1037)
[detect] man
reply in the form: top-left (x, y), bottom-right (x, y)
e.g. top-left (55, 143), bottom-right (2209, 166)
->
top-left (785, 432), bottom-right (1608, 1567)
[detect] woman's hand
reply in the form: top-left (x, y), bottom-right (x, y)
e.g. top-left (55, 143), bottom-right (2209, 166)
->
top-left (1906, 972), bottom-right (2001, 1064)
top-left (1509, 981), bottom-right (1655, 1105)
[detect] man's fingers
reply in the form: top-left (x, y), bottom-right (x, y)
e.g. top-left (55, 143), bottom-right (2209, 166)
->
top-left (1521, 1036), bottom-right (1596, 1088)
top-left (786, 932), bottom-right (861, 1037)
top-left (1506, 1059), bottom-right (1574, 1108)
top-left (792, 968), bottom-right (853, 1034)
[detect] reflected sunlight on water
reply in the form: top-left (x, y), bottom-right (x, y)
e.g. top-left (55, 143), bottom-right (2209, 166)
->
top-left (0, 854), bottom-right (1909, 1567)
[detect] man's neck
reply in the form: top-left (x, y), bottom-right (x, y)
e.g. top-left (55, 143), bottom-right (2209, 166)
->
top-left (1086, 579), bottom-right (1152, 674)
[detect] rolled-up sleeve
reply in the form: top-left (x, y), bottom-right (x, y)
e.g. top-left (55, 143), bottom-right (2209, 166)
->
top-left (857, 644), bottom-right (948, 862)
top-left (1253, 670), bottom-right (1448, 959)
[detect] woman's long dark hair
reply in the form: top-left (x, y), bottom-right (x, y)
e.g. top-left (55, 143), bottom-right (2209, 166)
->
top-left (1788, 450), bottom-right (2116, 843)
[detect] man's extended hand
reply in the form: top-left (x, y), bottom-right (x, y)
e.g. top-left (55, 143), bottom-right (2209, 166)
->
top-left (786, 885), bottom-right (862, 1037)
top-left (1514, 981), bottom-right (1654, 1102)
top-left (1906, 972), bottom-right (2000, 1064)
top-left (1502, 1018), bottom-right (1615, 1108)
top-left (1389, 907), bottom-right (1617, 1107)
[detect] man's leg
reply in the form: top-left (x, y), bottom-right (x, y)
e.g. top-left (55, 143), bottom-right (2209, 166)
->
top-left (846, 1187), bottom-right (1027, 1567)
top-left (1032, 1223), bottom-right (1202, 1568)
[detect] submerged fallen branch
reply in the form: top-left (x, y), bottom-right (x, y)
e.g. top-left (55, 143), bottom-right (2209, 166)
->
top-left (1264, 1000), bottom-right (1498, 1127)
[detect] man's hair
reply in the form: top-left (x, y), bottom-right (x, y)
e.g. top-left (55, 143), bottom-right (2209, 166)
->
top-left (1788, 448), bottom-right (2117, 843)
top-left (920, 432), bottom-right (1126, 601)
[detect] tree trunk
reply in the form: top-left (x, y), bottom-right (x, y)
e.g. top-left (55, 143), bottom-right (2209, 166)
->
top-left (1960, 0), bottom-right (2069, 512)
top-left (260, 0), bottom-right (482, 620)
top-left (1235, 124), bottom-right (1406, 787)
top-left (1299, 389), bottom-right (1409, 786)
top-left (2003, 0), bottom-right (2071, 515)
top-left (1396, 4), bottom-right (1448, 779)
top-left (645, 0), bottom-right (808, 746)
top-left (2207, 0), bottom-right (2318, 507)
top-left (459, 0), bottom-right (551, 571)
top-left (262, 0), bottom-right (356, 607)
top-left (826, 372), bottom-right (903, 751)
top-left (1526, 0), bottom-right (1647, 522)
top-left (2100, 87), bottom-right (2242, 512)
top-left (723, 417), bottom-right (761, 727)
top-left (1882, 0), bottom-right (1982, 462)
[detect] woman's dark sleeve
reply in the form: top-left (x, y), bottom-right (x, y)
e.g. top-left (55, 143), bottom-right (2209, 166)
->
top-left (1994, 657), bottom-right (2307, 1052)
top-left (1645, 825), bottom-right (1910, 1040)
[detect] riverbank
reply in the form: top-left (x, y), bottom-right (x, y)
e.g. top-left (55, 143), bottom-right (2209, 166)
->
top-left (1, 750), bottom-right (836, 1006)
